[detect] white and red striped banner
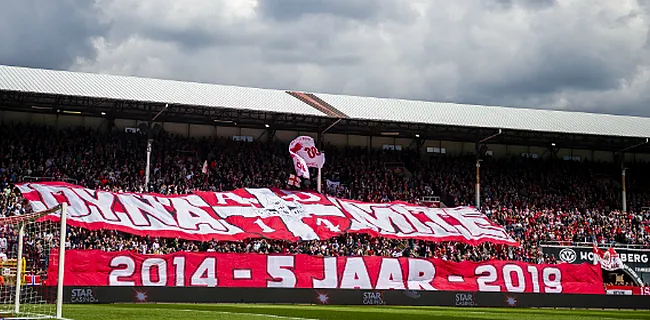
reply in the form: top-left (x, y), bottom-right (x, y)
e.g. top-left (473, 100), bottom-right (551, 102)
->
top-left (18, 182), bottom-right (517, 246)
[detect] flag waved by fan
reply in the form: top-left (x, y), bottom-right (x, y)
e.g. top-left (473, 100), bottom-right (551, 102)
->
top-left (289, 136), bottom-right (325, 179)
top-left (592, 243), bottom-right (624, 271)
top-left (287, 174), bottom-right (302, 188)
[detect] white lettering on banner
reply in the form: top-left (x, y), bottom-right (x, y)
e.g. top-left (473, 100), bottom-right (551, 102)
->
top-left (391, 206), bottom-right (437, 234)
top-left (503, 265), bottom-right (525, 293)
top-left (173, 257), bottom-right (186, 287)
top-left (75, 189), bottom-right (119, 221)
top-left (313, 257), bottom-right (337, 288)
top-left (340, 258), bottom-right (372, 289)
top-left (28, 184), bottom-right (90, 217)
top-left (190, 258), bottom-right (218, 287)
top-left (476, 265), bottom-right (500, 292)
top-left (213, 192), bottom-right (257, 206)
top-left (90, 253), bottom-right (603, 292)
top-left (171, 196), bottom-right (231, 232)
top-left (118, 194), bottom-right (178, 227)
top-left (607, 290), bottom-right (632, 295)
top-left (267, 256), bottom-right (296, 288)
top-left (620, 253), bottom-right (649, 264)
top-left (407, 259), bottom-right (437, 290)
top-left (376, 258), bottom-right (405, 290)
top-left (641, 287), bottom-right (650, 296)
top-left (542, 268), bottom-right (562, 293)
top-left (474, 265), bottom-right (563, 293)
top-left (109, 256), bottom-right (136, 286)
top-left (450, 209), bottom-right (510, 240)
top-left (280, 191), bottom-right (322, 204)
top-left (19, 183), bottom-right (517, 245)
top-left (527, 266), bottom-right (540, 293)
top-left (341, 202), bottom-right (417, 234)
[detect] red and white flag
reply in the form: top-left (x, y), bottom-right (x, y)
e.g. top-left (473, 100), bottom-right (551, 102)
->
top-left (287, 174), bottom-right (301, 188)
top-left (290, 153), bottom-right (310, 179)
top-left (289, 136), bottom-right (325, 169)
top-left (593, 244), bottom-right (624, 271)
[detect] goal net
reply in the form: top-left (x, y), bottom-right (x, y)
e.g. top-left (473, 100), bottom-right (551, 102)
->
top-left (0, 204), bottom-right (67, 319)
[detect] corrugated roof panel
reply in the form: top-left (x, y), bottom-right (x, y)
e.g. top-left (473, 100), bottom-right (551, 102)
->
top-left (317, 93), bottom-right (650, 138)
top-left (2, 64), bottom-right (650, 139)
top-left (0, 65), bottom-right (325, 117)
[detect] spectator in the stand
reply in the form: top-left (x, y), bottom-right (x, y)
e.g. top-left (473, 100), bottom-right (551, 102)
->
top-left (0, 123), bottom-right (649, 268)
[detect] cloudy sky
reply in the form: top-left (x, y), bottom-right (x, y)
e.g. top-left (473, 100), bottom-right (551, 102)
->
top-left (1, 0), bottom-right (650, 116)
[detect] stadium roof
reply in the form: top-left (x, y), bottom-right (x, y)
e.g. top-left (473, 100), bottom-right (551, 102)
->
top-left (0, 65), bottom-right (325, 117)
top-left (319, 93), bottom-right (650, 139)
top-left (0, 64), bottom-right (649, 151)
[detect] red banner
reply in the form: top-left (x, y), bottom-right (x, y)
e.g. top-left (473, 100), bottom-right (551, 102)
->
top-left (49, 250), bottom-right (604, 294)
top-left (606, 286), bottom-right (650, 296)
top-left (18, 182), bottom-right (517, 245)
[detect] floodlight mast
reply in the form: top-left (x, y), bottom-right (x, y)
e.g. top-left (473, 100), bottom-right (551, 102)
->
top-left (617, 138), bottom-right (649, 213)
top-left (475, 129), bottom-right (502, 208)
top-left (316, 119), bottom-right (341, 193)
top-left (144, 104), bottom-right (169, 192)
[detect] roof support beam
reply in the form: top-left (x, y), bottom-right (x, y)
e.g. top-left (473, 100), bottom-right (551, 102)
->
top-left (617, 138), bottom-right (649, 154)
top-left (478, 129), bottom-right (503, 144)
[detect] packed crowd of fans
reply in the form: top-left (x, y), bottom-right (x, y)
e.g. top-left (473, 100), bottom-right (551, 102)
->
top-left (0, 124), bottom-right (649, 273)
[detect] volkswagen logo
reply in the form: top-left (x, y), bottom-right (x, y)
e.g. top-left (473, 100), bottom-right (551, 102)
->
top-left (559, 248), bottom-right (577, 263)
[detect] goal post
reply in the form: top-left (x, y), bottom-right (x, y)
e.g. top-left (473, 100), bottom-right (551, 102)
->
top-left (0, 203), bottom-right (67, 319)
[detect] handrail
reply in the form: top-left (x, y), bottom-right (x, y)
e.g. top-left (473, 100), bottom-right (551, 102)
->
top-left (21, 176), bottom-right (79, 184)
top-left (539, 241), bottom-right (650, 250)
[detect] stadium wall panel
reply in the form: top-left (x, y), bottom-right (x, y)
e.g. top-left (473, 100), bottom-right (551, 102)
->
top-left (240, 127), bottom-right (265, 140)
top-left (216, 126), bottom-right (239, 139)
top-left (347, 135), bottom-right (368, 147)
top-left (323, 133), bottom-right (347, 147)
top-left (275, 130), bottom-right (301, 142)
top-left (0, 110), bottom-right (644, 161)
top-left (63, 287), bottom-right (650, 309)
top-left (189, 124), bottom-right (215, 138)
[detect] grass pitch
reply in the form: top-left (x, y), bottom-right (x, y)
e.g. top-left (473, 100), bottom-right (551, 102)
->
top-left (61, 304), bottom-right (650, 320)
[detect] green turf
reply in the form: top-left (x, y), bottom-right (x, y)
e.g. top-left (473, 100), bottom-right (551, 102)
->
top-left (60, 304), bottom-right (650, 320)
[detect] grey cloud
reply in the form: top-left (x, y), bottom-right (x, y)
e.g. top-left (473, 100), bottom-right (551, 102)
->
top-left (257, 0), bottom-right (416, 22)
top-left (0, 0), bottom-right (105, 70)
top-left (3, 0), bottom-right (650, 118)
top-left (489, 0), bottom-right (557, 10)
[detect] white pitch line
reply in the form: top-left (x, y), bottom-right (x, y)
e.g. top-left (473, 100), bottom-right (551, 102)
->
top-left (107, 306), bottom-right (320, 320)
top-left (177, 309), bottom-right (319, 320)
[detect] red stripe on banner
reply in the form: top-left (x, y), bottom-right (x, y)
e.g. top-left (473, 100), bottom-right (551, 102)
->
top-left (18, 182), bottom-right (518, 246)
top-left (48, 250), bottom-right (604, 294)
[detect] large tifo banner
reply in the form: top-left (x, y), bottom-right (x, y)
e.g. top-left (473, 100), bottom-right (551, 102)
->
top-left (49, 250), bottom-right (604, 294)
top-left (18, 182), bottom-right (517, 245)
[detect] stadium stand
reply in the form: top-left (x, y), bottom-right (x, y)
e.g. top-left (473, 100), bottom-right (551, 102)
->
top-left (1, 125), bottom-right (648, 272)
top-left (0, 65), bottom-right (649, 290)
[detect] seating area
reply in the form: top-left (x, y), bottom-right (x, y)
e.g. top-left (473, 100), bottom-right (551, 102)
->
top-left (0, 124), bottom-right (649, 271)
